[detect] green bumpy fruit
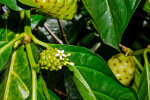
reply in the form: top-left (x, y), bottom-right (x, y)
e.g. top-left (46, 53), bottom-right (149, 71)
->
top-left (19, 0), bottom-right (77, 20)
top-left (39, 47), bottom-right (73, 71)
top-left (108, 53), bottom-right (135, 85)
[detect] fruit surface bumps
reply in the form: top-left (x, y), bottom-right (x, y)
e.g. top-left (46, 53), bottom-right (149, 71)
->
top-left (39, 47), bottom-right (73, 71)
top-left (39, 48), bottom-right (62, 71)
top-left (108, 53), bottom-right (135, 85)
top-left (19, 0), bottom-right (77, 20)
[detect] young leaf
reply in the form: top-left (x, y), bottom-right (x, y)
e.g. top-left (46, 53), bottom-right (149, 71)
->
top-left (0, 46), bottom-right (32, 100)
top-left (82, 0), bottom-right (141, 50)
top-left (0, 41), bottom-right (12, 72)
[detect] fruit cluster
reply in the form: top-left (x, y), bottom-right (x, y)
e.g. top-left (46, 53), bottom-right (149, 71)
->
top-left (39, 47), bottom-right (74, 71)
top-left (108, 53), bottom-right (135, 85)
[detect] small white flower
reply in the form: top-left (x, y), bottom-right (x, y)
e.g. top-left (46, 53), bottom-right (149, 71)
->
top-left (55, 50), bottom-right (66, 60)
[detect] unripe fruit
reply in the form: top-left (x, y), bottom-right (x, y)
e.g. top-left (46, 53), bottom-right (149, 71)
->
top-left (39, 47), bottom-right (74, 71)
top-left (19, 0), bottom-right (77, 20)
top-left (108, 53), bottom-right (135, 85)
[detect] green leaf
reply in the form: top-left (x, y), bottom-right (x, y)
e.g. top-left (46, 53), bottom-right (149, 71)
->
top-left (50, 44), bottom-right (95, 55)
top-left (64, 69), bottom-right (82, 100)
top-left (0, 29), bottom-right (15, 41)
top-left (18, 0), bottom-right (39, 8)
top-left (139, 61), bottom-right (150, 100)
top-left (31, 15), bottom-right (43, 30)
top-left (50, 44), bottom-right (138, 100)
top-left (37, 75), bottom-right (61, 100)
top-left (0, 28), bottom-right (7, 41)
top-left (0, 41), bottom-right (12, 72)
top-left (68, 65), bottom-right (97, 100)
top-left (48, 89), bottom-right (61, 100)
top-left (0, 46), bottom-right (32, 100)
top-left (138, 67), bottom-right (148, 100)
top-left (0, 0), bottom-right (24, 11)
top-left (82, 0), bottom-right (141, 50)
top-left (42, 78), bottom-right (51, 100)
top-left (37, 75), bottom-right (47, 100)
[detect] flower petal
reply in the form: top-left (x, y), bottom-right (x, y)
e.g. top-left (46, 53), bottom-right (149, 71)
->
top-left (62, 54), bottom-right (66, 57)
top-left (55, 53), bottom-right (60, 56)
top-left (60, 56), bottom-right (62, 60)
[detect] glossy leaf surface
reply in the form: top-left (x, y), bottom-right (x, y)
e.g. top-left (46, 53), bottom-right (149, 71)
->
top-left (0, 0), bottom-right (24, 11)
top-left (82, 0), bottom-right (141, 50)
top-left (50, 44), bottom-right (138, 100)
top-left (0, 46), bottom-right (32, 100)
top-left (31, 15), bottom-right (43, 30)
top-left (0, 41), bottom-right (12, 72)
top-left (139, 64), bottom-right (150, 100)
top-left (37, 76), bottom-right (47, 100)
top-left (50, 44), bottom-right (94, 55)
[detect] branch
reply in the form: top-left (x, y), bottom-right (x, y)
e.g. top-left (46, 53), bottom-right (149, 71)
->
top-left (57, 20), bottom-right (69, 44)
top-left (0, 33), bottom-right (25, 53)
top-left (53, 88), bottom-right (67, 97)
top-left (24, 10), bottom-right (37, 100)
top-left (44, 24), bottom-right (63, 44)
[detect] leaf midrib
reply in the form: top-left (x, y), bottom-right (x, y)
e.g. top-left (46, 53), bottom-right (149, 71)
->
top-left (3, 50), bottom-right (29, 100)
top-left (93, 90), bottom-right (115, 100)
top-left (69, 65), bottom-right (97, 100)
top-left (3, 50), bottom-right (17, 100)
top-left (75, 65), bottom-right (113, 78)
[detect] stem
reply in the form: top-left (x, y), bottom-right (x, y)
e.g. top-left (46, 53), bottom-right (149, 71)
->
top-left (53, 88), bottom-right (67, 97)
top-left (24, 10), bottom-right (37, 100)
top-left (24, 10), bottom-right (32, 36)
top-left (31, 34), bottom-right (50, 48)
top-left (0, 33), bottom-right (25, 53)
top-left (131, 49), bottom-right (145, 56)
top-left (44, 24), bottom-right (63, 44)
top-left (57, 19), bottom-right (69, 44)
top-left (119, 44), bottom-right (143, 71)
top-left (125, 49), bottom-right (130, 56)
top-left (26, 44), bottom-right (37, 100)
top-left (132, 56), bottom-right (143, 71)
top-left (143, 49), bottom-right (150, 100)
